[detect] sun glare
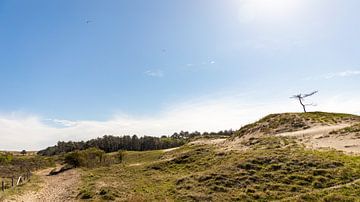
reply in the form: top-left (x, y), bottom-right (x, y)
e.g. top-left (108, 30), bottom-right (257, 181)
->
top-left (238, 0), bottom-right (304, 23)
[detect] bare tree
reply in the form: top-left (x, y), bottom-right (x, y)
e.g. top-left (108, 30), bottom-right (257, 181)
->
top-left (290, 91), bottom-right (318, 113)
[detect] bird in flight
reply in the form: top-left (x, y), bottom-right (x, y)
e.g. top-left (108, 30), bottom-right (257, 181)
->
top-left (85, 20), bottom-right (93, 24)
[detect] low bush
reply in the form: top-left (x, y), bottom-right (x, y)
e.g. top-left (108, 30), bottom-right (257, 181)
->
top-left (64, 148), bottom-right (123, 168)
top-left (0, 154), bottom-right (55, 178)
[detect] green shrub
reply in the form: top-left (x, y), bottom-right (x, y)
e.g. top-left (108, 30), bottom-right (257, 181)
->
top-left (65, 148), bottom-right (123, 168)
top-left (65, 148), bottom-right (105, 168)
top-left (65, 151), bottom-right (83, 167)
top-left (116, 150), bottom-right (124, 163)
top-left (0, 153), bottom-right (13, 164)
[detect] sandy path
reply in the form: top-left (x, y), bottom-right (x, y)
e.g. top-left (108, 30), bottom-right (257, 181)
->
top-left (189, 138), bottom-right (227, 146)
top-left (276, 124), bottom-right (350, 138)
top-left (5, 167), bottom-right (80, 202)
top-left (162, 147), bottom-right (180, 152)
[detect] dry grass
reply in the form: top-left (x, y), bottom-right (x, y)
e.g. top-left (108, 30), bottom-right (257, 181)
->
top-left (77, 136), bottom-right (360, 201)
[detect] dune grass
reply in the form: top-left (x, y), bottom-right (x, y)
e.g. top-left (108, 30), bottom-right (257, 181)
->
top-left (234, 112), bottom-right (360, 138)
top-left (77, 136), bottom-right (360, 201)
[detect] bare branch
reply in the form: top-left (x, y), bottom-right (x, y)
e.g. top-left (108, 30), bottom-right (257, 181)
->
top-left (302, 91), bottom-right (318, 98)
top-left (290, 94), bottom-right (302, 99)
top-left (290, 91), bottom-right (318, 113)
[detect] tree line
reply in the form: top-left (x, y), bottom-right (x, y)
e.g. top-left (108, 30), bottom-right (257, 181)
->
top-left (37, 130), bottom-right (235, 156)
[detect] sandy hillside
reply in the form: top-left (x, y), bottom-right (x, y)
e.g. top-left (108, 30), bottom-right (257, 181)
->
top-left (196, 112), bottom-right (360, 154)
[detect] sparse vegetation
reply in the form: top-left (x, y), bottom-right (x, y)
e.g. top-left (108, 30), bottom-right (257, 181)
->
top-left (0, 153), bottom-right (55, 200)
top-left (77, 136), bottom-right (360, 201)
top-left (235, 112), bottom-right (360, 137)
top-left (64, 147), bottom-right (123, 168)
top-left (3, 112), bottom-right (360, 201)
top-left (0, 152), bottom-right (55, 178)
top-left (330, 123), bottom-right (360, 135)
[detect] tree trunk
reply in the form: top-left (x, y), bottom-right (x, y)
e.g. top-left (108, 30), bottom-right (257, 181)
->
top-left (298, 98), bottom-right (306, 113)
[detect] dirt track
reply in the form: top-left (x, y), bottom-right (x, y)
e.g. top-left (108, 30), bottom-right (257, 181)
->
top-left (5, 167), bottom-right (80, 202)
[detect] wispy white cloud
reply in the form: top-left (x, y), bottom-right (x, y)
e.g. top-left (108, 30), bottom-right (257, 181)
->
top-left (323, 70), bottom-right (360, 79)
top-left (0, 93), bottom-right (359, 151)
top-left (183, 60), bottom-right (216, 70)
top-left (144, 69), bottom-right (164, 77)
top-left (43, 119), bottom-right (78, 128)
top-left (305, 70), bottom-right (360, 80)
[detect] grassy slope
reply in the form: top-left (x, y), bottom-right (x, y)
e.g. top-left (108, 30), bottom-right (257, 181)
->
top-left (78, 136), bottom-right (360, 201)
top-left (235, 112), bottom-right (360, 137)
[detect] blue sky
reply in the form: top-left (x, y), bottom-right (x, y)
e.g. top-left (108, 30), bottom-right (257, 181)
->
top-left (1, 0), bottom-right (360, 150)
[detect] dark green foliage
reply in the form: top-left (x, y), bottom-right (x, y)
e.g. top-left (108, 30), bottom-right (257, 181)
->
top-left (64, 148), bottom-right (122, 168)
top-left (20, 150), bottom-right (27, 155)
top-left (65, 152), bottom-right (83, 167)
top-left (65, 148), bottom-right (105, 168)
top-left (171, 130), bottom-right (235, 140)
top-left (38, 135), bottom-right (185, 156)
top-left (38, 129), bottom-right (235, 156)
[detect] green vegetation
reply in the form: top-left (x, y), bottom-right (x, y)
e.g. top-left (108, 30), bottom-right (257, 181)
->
top-left (3, 112), bottom-right (360, 201)
top-left (64, 148), bottom-right (123, 168)
top-left (235, 112), bottom-right (360, 137)
top-left (77, 136), bottom-right (360, 201)
top-left (38, 135), bottom-right (185, 156)
top-left (77, 149), bottom-right (170, 200)
top-left (297, 111), bottom-right (360, 124)
top-left (0, 152), bottom-right (55, 178)
top-left (0, 153), bottom-right (54, 200)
